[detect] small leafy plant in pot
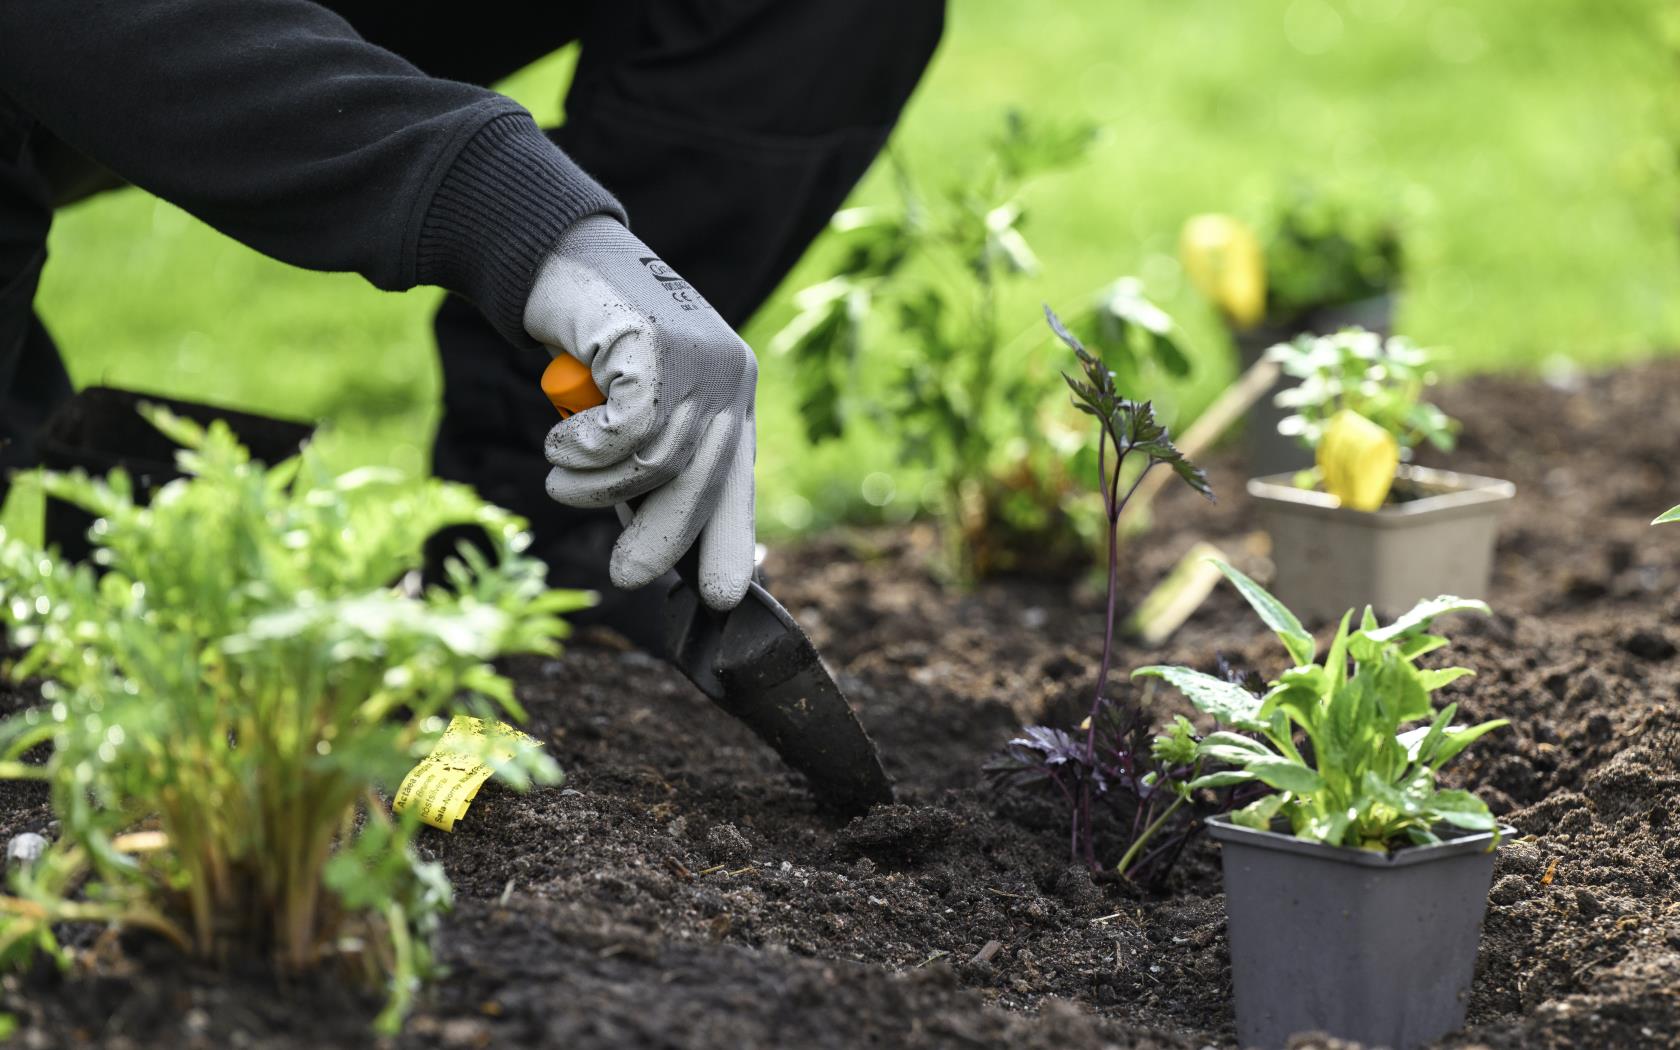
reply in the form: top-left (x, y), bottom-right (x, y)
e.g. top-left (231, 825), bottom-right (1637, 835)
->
top-left (1180, 184), bottom-right (1404, 476)
top-left (1136, 561), bottom-right (1508, 1050)
top-left (1251, 328), bottom-right (1514, 623)
top-left (986, 307), bottom-right (1232, 888)
top-left (0, 407), bottom-right (587, 1032)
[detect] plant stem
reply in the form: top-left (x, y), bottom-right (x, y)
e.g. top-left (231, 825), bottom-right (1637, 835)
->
top-left (1115, 794), bottom-right (1187, 879)
top-left (1089, 457), bottom-right (1154, 756)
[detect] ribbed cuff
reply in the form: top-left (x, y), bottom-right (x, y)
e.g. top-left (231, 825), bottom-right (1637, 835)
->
top-left (416, 111), bottom-right (626, 347)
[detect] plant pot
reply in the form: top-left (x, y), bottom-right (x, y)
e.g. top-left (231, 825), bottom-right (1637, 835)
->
top-left (1208, 814), bottom-right (1504, 1050)
top-left (36, 387), bottom-right (313, 563)
top-left (1249, 464), bottom-right (1514, 624)
top-left (1235, 294), bottom-right (1396, 478)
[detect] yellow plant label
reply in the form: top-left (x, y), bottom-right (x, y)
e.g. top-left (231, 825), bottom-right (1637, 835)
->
top-left (393, 716), bottom-right (539, 832)
top-left (1179, 214), bottom-right (1267, 330)
top-left (1317, 409), bottom-right (1399, 511)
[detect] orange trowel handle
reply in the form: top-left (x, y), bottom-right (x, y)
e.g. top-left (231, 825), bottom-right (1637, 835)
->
top-left (541, 354), bottom-right (607, 418)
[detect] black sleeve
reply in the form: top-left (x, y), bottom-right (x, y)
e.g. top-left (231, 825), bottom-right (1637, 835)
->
top-left (0, 0), bottom-right (625, 346)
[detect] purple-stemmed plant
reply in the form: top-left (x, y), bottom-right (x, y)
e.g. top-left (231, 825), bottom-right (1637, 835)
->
top-left (989, 305), bottom-right (1248, 887)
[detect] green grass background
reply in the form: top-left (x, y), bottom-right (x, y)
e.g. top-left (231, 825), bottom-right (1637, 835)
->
top-left (9, 0), bottom-right (1677, 539)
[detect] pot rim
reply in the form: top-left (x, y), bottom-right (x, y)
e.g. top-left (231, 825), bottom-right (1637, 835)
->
top-left (1205, 813), bottom-right (1513, 868)
top-left (1247, 464), bottom-right (1515, 528)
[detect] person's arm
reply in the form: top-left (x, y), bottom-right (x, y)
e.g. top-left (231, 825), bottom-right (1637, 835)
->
top-left (0, 0), bottom-right (622, 345)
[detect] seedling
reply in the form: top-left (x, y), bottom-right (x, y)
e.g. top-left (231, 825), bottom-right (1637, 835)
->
top-left (0, 408), bottom-right (587, 1031)
top-left (1656, 505), bottom-right (1680, 525)
top-left (774, 112), bottom-right (1192, 579)
top-left (1136, 561), bottom-right (1505, 850)
top-left (987, 308), bottom-right (1219, 886)
top-left (1270, 328), bottom-right (1457, 510)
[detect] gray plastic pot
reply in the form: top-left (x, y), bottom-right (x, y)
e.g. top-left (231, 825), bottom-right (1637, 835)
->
top-left (1235, 294), bottom-right (1395, 478)
top-left (1250, 464), bottom-right (1515, 625)
top-left (1208, 815), bottom-right (1504, 1050)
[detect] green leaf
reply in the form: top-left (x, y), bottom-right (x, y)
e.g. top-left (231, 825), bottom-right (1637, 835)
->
top-left (1400, 703), bottom-right (1457, 763)
top-left (1656, 505), bottom-right (1680, 525)
top-left (1200, 730), bottom-right (1273, 754)
top-left (1361, 769), bottom-right (1423, 817)
top-left (1189, 769), bottom-right (1259, 790)
top-left (1150, 715), bottom-right (1200, 766)
top-left (1210, 560), bottom-right (1315, 665)
top-left (1323, 611), bottom-right (1353, 692)
top-left (1128, 401), bottom-right (1213, 502)
top-left (1231, 794), bottom-right (1286, 829)
top-left (1244, 755), bottom-right (1326, 794)
top-left (1132, 666), bottom-right (1267, 730)
top-left (1430, 719), bottom-right (1510, 769)
top-left (1196, 731), bottom-right (1277, 766)
top-left (1427, 789), bottom-right (1498, 830)
top-left (770, 276), bottom-right (871, 443)
top-left (1398, 634), bottom-right (1449, 661)
top-left (1363, 596), bottom-right (1491, 642)
top-left (1416, 667), bottom-right (1475, 693)
top-left (993, 109), bottom-right (1099, 180)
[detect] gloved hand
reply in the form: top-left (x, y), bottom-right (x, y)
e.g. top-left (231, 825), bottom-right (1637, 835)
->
top-left (524, 215), bottom-right (757, 611)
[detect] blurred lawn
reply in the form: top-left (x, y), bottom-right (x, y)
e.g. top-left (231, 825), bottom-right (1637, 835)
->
top-left (11, 0), bottom-right (1677, 539)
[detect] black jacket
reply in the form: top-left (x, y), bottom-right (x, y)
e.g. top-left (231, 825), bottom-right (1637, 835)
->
top-left (0, 0), bottom-right (625, 347)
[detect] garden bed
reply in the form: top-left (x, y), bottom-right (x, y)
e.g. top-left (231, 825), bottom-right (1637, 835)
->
top-left (4, 359), bottom-right (1679, 1049)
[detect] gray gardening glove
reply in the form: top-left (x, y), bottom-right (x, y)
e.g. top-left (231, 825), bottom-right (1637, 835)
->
top-left (524, 215), bottom-right (758, 611)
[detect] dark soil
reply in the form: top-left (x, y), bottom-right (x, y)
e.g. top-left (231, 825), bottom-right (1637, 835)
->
top-left (4, 360), bottom-right (1680, 1048)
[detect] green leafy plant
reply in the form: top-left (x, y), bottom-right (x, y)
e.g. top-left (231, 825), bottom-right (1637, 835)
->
top-left (986, 307), bottom-right (1224, 886)
top-left (1270, 328), bottom-right (1456, 455)
top-left (773, 112), bottom-right (1192, 579)
top-left (1656, 505), bottom-right (1680, 525)
top-left (0, 408), bottom-right (588, 1031)
top-left (1134, 561), bottom-right (1506, 851)
top-left (1267, 327), bottom-right (1459, 510)
top-left (1261, 183), bottom-right (1402, 328)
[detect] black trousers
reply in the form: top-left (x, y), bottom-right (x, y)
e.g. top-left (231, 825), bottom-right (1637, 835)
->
top-left (0, 0), bottom-right (943, 600)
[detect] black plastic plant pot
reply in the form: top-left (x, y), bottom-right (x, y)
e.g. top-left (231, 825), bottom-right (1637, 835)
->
top-left (1250, 464), bottom-right (1515, 625)
top-left (1208, 814), bottom-right (1504, 1050)
top-left (36, 386), bottom-right (313, 562)
top-left (1236, 294), bottom-right (1395, 479)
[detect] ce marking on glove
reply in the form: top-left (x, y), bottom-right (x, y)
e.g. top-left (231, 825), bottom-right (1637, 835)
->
top-left (640, 255), bottom-right (706, 312)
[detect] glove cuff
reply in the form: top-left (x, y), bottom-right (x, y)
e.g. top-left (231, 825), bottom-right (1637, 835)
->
top-left (417, 112), bottom-right (626, 348)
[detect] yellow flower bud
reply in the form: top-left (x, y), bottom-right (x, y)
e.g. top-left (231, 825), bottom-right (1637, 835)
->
top-left (1179, 214), bottom-right (1267, 330)
top-left (1318, 409), bottom-right (1399, 511)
